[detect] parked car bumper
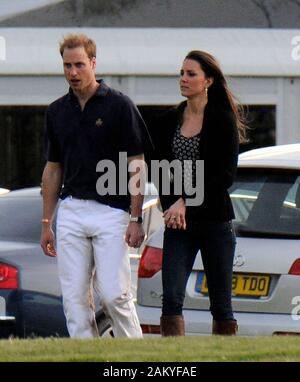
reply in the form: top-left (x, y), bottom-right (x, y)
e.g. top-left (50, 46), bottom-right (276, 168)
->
top-left (0, 316), bottom-right (16, 338)
top-left (136, 305), bottom-right (300, 336)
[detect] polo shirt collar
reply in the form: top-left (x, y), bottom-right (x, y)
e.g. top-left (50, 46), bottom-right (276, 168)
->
top-left (94, 79), bottom-right (109, 97)
top-left (67, 79), bottom-right (109, 101)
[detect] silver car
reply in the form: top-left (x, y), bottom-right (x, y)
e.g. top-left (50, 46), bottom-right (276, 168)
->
top-left (136, 144), bottom-right (300, 336)
top-left (0, 185), bottom-right (158, 338)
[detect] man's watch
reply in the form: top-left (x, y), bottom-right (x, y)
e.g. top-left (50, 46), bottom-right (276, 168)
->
top-left (129, 216), bottom-right (143, 224)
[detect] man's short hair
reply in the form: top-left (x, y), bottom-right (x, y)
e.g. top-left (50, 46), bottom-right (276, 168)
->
top-left (59, 33), bottom-right (96, 59)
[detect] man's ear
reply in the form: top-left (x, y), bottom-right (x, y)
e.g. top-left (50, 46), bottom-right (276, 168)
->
top-left (91, 57), bottom-right (96, 70)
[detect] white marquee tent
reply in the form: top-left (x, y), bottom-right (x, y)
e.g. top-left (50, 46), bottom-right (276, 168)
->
top-left (0, 27), bottom-right (300, 143)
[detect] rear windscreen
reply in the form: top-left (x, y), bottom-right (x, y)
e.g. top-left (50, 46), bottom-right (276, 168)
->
top-left (230, 168), bottom-right (300, 239)
top-left (0, 196), bottom-right (42, 242)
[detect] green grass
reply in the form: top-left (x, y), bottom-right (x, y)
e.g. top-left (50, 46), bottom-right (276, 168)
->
top-left (0, 336), bottom-right (300, 362)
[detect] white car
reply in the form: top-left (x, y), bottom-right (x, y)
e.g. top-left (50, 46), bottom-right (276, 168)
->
top-left (136, 144), bottom-right (300, 336)
top-left (0, 184), bottom-right (158, 338)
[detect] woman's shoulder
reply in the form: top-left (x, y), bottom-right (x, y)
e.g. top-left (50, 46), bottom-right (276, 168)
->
top-left (214, 106), bottom-right (234, 119)
top-left (155, 105), bottom-right (180, 123)
top-left (214, 107), bottom-right (236, 129)
top-left (204, 106), bottom-right (237, 141)
top-left (147, 104), bottom-right (182, 134)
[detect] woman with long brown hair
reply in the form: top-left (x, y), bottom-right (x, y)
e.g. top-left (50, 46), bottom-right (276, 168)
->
top-left (149, 50), bottom-right (246, 336)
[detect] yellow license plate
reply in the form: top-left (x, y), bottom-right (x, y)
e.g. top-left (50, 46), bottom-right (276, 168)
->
top-left (199, 273), bottom-right (270, 297)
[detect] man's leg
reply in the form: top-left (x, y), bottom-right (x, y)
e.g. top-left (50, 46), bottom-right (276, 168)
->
top-left (90, 202), bottom-right (142, 338)
top-left (56, 198), bottom-right (99, 338)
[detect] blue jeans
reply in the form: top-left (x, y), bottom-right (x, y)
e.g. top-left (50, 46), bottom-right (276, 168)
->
top-left (162, 221), bottom-right (236, 321)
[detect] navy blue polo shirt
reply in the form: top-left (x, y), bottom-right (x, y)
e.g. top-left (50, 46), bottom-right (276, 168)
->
top-left (45, 79), bottom-right (152, 211)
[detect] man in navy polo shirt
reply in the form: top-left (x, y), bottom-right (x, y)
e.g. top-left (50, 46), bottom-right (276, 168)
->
top-left (40, 33), bottom-right (151, 338)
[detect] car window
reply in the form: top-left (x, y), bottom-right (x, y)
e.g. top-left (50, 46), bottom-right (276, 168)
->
top-left (0, 195), bottom-right (42, 242)
top-left (0, 184), bottom-right (158, 244)
top-left (230, 169), bottom-right (300, 238)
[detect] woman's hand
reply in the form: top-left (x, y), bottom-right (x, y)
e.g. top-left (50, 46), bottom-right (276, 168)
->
top-left (163, 198), bottom-right (186, 230)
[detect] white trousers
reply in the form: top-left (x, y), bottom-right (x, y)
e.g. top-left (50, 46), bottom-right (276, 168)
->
top-left (56, 197), bottom-right (142, 338)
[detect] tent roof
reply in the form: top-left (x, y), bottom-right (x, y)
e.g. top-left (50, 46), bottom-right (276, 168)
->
top-left (0, 27), bottom-right (300, 76)
top-left (0, 1), bottom-right (64, 22)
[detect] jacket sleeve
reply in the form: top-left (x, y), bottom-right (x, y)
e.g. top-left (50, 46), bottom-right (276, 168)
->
top-left (206, 110), bottom-right (239, 190)
top-left (143, 109), bottom-right (178, 205)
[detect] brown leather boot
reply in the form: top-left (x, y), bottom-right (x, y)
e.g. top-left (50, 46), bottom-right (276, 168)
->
top-left (160, 315), bottom-right (185, 337)
top-left (212, 319), bottom-right (238, 335)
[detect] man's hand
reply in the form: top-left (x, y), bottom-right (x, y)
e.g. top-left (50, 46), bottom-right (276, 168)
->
top-left (40, 161), bottom-right (62, 257)
top-left (163, 198), bottom-right (186, 230)
top-left (40, 226), bottom-right (57, 257)
top-left (125, 222), bottom-right (145, 248)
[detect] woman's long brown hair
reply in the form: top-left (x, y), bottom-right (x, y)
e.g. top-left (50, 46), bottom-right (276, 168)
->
top-left (185, 50), bottom-right (248, 143)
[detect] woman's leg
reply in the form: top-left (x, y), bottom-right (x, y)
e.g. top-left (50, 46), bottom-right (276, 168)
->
top-left (161, 227), bottom-right (198, 335)
top-left (162, 227), bottom-right (198, 315)
top-left (199, 222), bottom-right (236, 325)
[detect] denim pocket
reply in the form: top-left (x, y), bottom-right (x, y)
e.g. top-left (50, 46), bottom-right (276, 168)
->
top-left (198, 221), bottom-right (236, 243)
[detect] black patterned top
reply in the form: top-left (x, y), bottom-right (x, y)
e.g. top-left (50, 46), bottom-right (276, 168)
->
top-left (172, 125), bottom-right (201, 196)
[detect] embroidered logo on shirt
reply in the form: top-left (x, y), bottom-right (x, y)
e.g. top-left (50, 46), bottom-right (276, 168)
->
top-left (95, 118), bottom-right (103, 127)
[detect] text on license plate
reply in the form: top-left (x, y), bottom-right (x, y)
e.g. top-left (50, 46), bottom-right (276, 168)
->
top-left (195, 272), bottom-right (270, 297)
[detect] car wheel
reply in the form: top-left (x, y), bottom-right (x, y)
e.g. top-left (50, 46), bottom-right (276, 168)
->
top-left (97, 315), bottom-right (114, 337)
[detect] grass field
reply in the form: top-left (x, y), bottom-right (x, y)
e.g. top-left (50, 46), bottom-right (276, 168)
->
top-left (0, 335), bottom-right (300, 362)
